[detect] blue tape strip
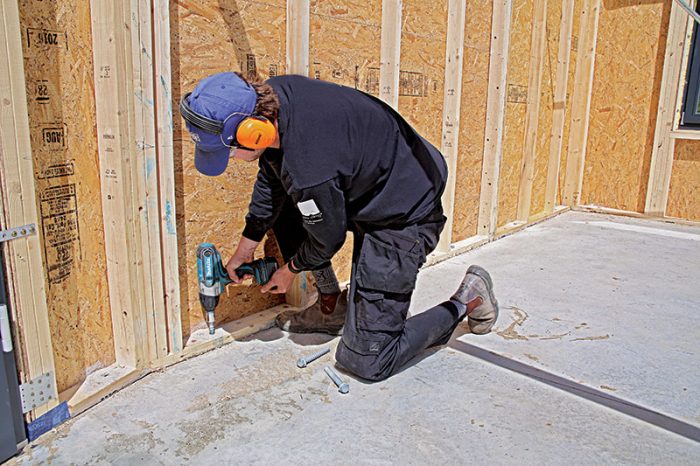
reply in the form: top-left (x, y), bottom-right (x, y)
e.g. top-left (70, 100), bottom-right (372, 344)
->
top-left (27, 401), bottom-right (70, 441)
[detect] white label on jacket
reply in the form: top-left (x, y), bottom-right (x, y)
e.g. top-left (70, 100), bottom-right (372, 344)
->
top-left (297, 199), bottom-right (320, 216)
top-left (297, 199), bottom-right (323, 224)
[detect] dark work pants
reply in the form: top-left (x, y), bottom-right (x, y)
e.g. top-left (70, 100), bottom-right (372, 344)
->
top-left (271, 197), bottom-right (463, 382)
top-left (335, 214), bottom-right (464, 381)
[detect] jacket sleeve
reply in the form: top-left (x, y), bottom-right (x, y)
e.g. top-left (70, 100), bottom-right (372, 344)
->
top-left (242, 159), bottom-right (287, 242)
top-left (290, 179), bottom-right (347, 270)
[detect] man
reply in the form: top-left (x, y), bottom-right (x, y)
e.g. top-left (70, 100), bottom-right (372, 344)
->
top-left (180, 71), bottom-right (498, 381)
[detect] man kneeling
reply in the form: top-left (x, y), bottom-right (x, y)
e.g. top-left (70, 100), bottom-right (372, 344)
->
top-left (179, 72), bottom-right (498, 381)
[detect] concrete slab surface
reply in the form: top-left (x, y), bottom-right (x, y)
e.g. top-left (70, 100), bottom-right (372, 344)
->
top-left (6, 212), bottom-right (700, 465)
top-left (412, 212), bottom-right (700, 428)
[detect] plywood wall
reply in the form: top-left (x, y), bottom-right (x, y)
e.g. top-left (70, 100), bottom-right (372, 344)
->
top-left (452, 0), bottom-right (492, 242)
top-left (581, 1), bottom-right (669, 212)
top-left (398, 0), bottom-right (448, 148)
top-left (170, 0), bottom-right (287, 339)
top-left (17, 0), bottom-right (114, 393)
top-left (667, 139), bottom-right (700, 221)
top-left (309, 0), bottom-right (384, 282)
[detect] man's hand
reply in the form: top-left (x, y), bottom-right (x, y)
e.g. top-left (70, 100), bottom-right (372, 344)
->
top-left (226, 237), bottom-right (260, 284)
top-left (260, 263), bottom-right (296, 294)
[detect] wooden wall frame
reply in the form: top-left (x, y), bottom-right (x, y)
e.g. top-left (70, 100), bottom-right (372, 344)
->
top-left (515, 0), bottom-right (548, 223)
top-left (287, 0), bottom-right (310, 76)
top-left (645, 0), bottom-right (696, 216)
top-left (379, 0), bottom-right (402, 109)
top-left (562, 0), bottom-right (601, 206)
top-left (544, 0), bottom-right (576, 214)
top-left (437, 0), bottom-right (467, 253)
top-left (153, 0), bottom-right (183, 355)
top-left (90, 0), bottom-right (153, 370)
top-left (0, 0), bottom-right (59, 420)
top-left (477, 0), bottom-right (513, 239)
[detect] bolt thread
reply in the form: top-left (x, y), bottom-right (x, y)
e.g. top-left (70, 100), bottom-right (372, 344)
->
top-left (303, 347), bottom-right (330, 364)
top-left (324, 366), bottom-right (343, 387)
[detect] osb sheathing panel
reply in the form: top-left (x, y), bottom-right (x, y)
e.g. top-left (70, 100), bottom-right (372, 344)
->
top-left (171, 0), bottom-right (286, 339)
top-left (558, 0), bottom-right (582, 205)
top-left (452, 0), bottom-right (492, 242)
top-left (667, 140), bottom-right (700, 221)
top-left (309, 0), bottom-right (384, 282)
top-left (529, 0), bottom-right (560, 216)
top-left (398, 0), bottom-right (448, 149)
top-left (581, 1), bottom-right (670, 212)
top-left (497, 0), bottom-right (534, 227)
top-left (18, 0), bottom-right (114, 392)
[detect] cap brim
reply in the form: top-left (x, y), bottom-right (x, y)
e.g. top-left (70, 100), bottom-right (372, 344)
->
top-left (194, 146), bottom-right (230, 176)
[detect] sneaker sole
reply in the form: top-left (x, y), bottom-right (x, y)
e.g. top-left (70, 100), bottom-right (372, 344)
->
top-left (465, 265), bottom-right (499, 334)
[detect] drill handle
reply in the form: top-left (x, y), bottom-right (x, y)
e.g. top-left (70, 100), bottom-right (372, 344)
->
top-left (234, 257), bottom-right (278, 285)
top-left (235, 263), bottom-right (255, 278)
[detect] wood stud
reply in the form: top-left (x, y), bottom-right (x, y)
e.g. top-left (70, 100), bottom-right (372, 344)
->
top-left (516, 0), bottom-right (548, 222)
top-left (286, 0), bottom-right (310, 76)
top-left (437, 0), bottom-right (468, 253)
top-left (645, 1), bottom-right (694, 216)
top-left (153, 0), bottom-right (184, 354)
top-left (90, 0), bottom-right (155, 369)
top-left (0, 0), bottom-right (59, 420)
top-left (379, 0), bottom-right (402, 109)
top-left (478, 0), bottom-right (513, 238)
top-left (544, 0), bottom-right (576, 214)
top-left (562, 0), bottom-right (601, 206)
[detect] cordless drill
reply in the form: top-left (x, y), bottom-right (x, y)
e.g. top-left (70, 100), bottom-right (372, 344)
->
top-left (196, 243), bottom-right (278, 334)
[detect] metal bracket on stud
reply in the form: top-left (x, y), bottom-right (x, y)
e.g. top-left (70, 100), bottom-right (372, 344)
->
top-left (0, 224), bottom-right (36, 243)
top-left (19, 372), bottom-right (56, 413)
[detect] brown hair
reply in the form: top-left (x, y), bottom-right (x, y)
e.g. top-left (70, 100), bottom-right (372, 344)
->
top-left (235, 72), bottom-right (279, 122)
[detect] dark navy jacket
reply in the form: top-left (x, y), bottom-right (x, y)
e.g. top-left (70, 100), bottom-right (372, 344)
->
top-left (242, 75), bottom-right (447, 271)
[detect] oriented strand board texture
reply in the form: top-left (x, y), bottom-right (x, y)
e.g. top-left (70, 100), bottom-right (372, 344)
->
top-left (171, 0), bottom-right (286, 339)
top-left (497, 0), bottom-right (534, 227)
top-left (667, 140), bottom-right (700, 221)
top-left (309, 1), bottom-right (381, 89)
top-left (452, 0), bottom-right (492, 242)
top-left (558, 0), bottom-right (582, 205)
top-left (398, 0), bottom-right (448, 148)
top-left (309, 0), bottom-right (383, 282)
top-left (581, 0), bottom-right (670, 212)
top-left (18, 0), bottom-right (115, 392)
top-left (529, 0), bottom-right (560, 215)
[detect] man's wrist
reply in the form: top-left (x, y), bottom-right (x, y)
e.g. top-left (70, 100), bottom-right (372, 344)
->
top-left (287, 258), bottom-right (303, 274)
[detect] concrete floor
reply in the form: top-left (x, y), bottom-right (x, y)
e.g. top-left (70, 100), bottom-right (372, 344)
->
top-left (7, 212), bottom-right (700, 465)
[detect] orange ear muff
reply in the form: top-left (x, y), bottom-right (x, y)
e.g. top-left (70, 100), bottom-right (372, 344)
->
top-left (236, 116), bottom-right (276, 150)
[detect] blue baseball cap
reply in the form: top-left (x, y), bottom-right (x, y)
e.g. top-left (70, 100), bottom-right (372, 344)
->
top-left (182, 72), bottom-right (257, 176)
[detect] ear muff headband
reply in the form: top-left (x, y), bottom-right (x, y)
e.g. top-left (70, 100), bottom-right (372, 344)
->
top-left (179, 92), bottom-right (224, 134)
top-left (180, 92), bottom-right (276, 150)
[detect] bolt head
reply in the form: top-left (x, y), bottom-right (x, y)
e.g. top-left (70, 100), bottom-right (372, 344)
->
top-left (338, 383), bottom-right (349, 394)
top-left (296, 358), bottom-right (307, 368)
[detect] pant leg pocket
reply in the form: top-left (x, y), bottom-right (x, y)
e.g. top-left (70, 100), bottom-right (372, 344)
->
top-left (344, 226), bottom-right (426, 356)
top-left (347, 289), bottom-right (401, 355)
top-left (356, 227), bottom-right (424, 294)
top-left (355, 289), bottom-right (405, 333)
